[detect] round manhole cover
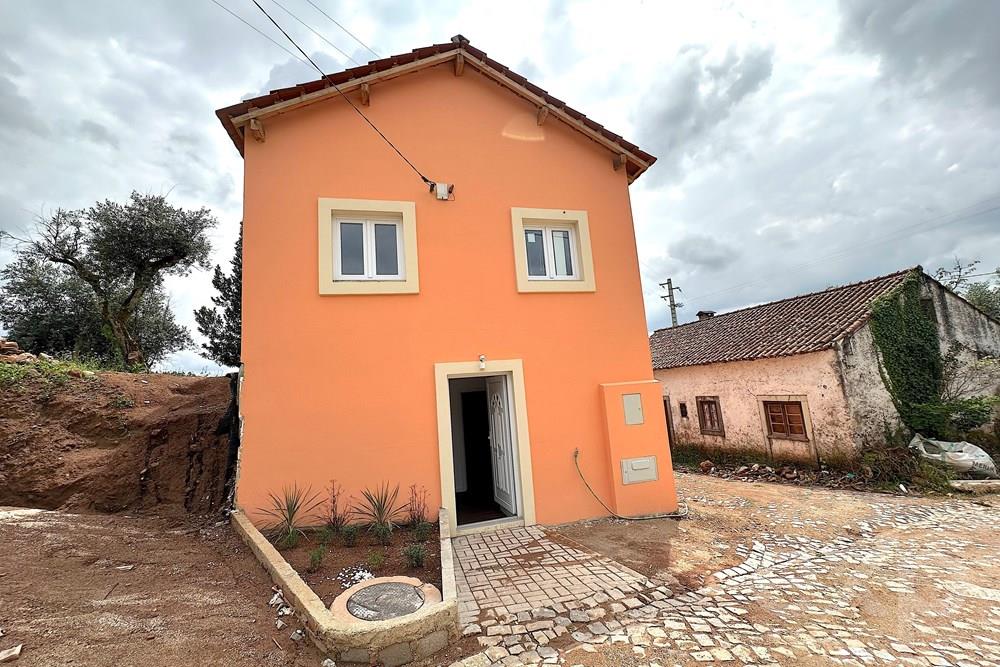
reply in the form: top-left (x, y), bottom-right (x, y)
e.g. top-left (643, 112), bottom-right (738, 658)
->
top-left (347, 582), bottom-right (425, 621)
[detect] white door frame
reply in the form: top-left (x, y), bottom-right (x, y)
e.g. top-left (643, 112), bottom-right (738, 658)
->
top-left (435, 359), bottom-right (536, 534)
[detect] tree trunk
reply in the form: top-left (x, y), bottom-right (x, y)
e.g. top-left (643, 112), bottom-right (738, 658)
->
top-left (102, 302), bottom-right (146, 369)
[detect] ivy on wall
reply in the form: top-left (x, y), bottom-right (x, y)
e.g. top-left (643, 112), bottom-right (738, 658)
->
top-left (869, 272), bottom-right (995, 437)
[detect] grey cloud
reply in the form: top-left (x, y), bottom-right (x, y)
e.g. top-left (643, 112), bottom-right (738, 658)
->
top-left (78, 119), bottom-right (119, 149)
top-left (636, 43), bottom-right (774, 183)
top-left (839, 0), bottom-right (1000, 107)
top-left (668, 234), bottom-right (740, 271)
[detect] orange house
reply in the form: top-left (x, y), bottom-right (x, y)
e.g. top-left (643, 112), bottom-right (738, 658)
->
top-left (216, 36), bottom-right (677, 533)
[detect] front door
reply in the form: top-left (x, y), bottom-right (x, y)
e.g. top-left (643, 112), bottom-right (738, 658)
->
top-left (486, 376), bottom-right (517, 515)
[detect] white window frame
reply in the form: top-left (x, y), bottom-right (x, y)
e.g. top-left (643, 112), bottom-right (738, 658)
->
top-left (524, 225), bottom-right (580, 281)
top-left (332, 216), bottom-right (405, 282)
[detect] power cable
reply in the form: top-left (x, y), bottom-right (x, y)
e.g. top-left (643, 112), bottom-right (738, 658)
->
top-left (301, 0), bottom-right (381, 59)
top-left (249, 0), bottom-right (434, 187)
top-left (683, 194), bottom-right (1000, 304)
top-left (209, 0), bottom-right (310, 67)
top-left (267, 0), bottom-right (362, 66)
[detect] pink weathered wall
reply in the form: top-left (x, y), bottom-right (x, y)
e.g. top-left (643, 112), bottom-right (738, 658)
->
top-left (654, 350), bottom-right (858, 464)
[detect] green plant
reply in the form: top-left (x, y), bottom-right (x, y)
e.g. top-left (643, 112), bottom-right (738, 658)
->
top-left (340, 524), bottom-right (359, 547)
top-left (353, 482), bottom-right (406, 541)
top-left (0, 363), bottom-right (31, 388)
top-left (402, 543), bottom-right (426, 568)
top-left (366, 550), bottom-right (385, 571)
top-left (316, 525), bottom-right (335, 545)
top-left (259, 483), bottom-right (325, 550)
top-left (406, 484), bottom-right (430, 526)
top-left (307, 544), bottom-right (326, 573)
top-left (372, 522), bottom-right (392, 546)
top-left (412, 521), bottom-right (433, 543)
top-left (111, 393), bottom-right (135, 409)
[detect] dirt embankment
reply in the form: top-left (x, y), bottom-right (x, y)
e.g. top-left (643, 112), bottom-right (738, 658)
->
top-left (0, 370), bottom-right (236, 517)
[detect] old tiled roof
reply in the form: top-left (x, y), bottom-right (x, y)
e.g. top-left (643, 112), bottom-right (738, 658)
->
top-left (649, 267), bottom-right (919, 370)
top-left (215, 35), bottom-right (656, 181)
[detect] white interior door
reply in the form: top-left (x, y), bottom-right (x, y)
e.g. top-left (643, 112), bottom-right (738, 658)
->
top-left (486, 376), bottom-right (517, 515)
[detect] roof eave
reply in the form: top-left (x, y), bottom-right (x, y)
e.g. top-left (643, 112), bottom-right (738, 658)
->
top-left (215, 43), bottom-right (656, 180)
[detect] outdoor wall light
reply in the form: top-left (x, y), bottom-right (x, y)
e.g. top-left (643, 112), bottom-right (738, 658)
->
top-left (478, 354), bottom-right (487, 370)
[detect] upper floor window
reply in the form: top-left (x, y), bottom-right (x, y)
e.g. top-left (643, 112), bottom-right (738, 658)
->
top-left (334, 217), bottom-right (404, 281)
top-left (511, 207), bottom-right (595, 293)
top-left (524, 226), bottom-right (578, 280)
top-left (318, 198), bottom-right (418, 295)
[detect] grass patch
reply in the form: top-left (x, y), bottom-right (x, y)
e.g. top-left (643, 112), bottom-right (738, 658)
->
top-left (0, 363), bottom-right (32, 388)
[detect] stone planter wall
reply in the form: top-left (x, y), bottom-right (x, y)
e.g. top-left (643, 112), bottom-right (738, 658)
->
top-left (231, 509), bottom-right (459, 665)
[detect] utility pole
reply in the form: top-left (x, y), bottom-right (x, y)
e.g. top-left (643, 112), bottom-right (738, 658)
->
top-left (659, 279), bottom-right (684, 327)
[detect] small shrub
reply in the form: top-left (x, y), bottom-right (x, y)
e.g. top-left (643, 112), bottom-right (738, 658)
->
top-left (372, 522), bottom-right (392, 546)
top-left (353, 482), bottom-right (406, 530)
top-left (402, 543), bottom-right (426, 568)
top-left (111, 393), bottom-right (135, 409)
top-left (406, 484), bottom-right (430, 526)
top-left (366, 550), bottom-right (385, 571)
top-left (412, 520), bottom-right (433, 543)
top-left (260, 483), bottom-right (325, 550)
top-left (341, 524), bottom-right (360, 547)
top-left (307, 545), bottom-right (326, 573)
top-left (316, 525), bottom-right (335, 545)
top-left (0, 363), bottom-right (31, 388)
top-left (327, 480), bottom-right (348, 532)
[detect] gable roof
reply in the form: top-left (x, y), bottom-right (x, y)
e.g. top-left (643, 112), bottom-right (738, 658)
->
top-left (649, 267), bottom-right (919, 370)
top-left (215, 35), bottom-right (656, 182)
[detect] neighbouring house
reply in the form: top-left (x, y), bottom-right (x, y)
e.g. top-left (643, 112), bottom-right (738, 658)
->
top-left (649, 267), bottom-right (1000, 465)
top-left (216, 36), bottom-right (677, 533)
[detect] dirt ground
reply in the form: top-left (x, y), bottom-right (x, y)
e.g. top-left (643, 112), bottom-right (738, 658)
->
top-left (0, 507), bottom-right (323, 667)
top-left (0, 371), bottom-right (234, 516)
top-left (555, 472), bottom-right (875, 589)
top-left (283, 525), bottom-right (442, 605)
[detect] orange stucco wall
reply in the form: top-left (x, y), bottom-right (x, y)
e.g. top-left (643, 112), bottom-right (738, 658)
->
top-left (237, 63), bottom-right (676, 525)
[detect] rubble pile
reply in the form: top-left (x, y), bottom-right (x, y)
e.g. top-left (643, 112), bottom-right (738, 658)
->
top-left (0, 338), bottom-right (36, 364)
top-left (683, 459), bottom-right (880, 491)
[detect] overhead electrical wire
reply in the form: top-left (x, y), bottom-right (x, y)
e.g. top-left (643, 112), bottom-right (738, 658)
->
top-left (267, 0), bottom-right (362, 66)
top-left (301, 0), bottom-right (381, 58)
top-left (679, 193), bottom-right (1000, 304)
top-left (209, 0), bottom-right (310, 67)
top-left (248, 0), bottom-right (434, 187)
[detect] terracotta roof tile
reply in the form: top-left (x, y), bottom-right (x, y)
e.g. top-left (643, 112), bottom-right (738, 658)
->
top-left (649, 267), bottom-right (919, 370)
top-left (215, 36), bottom-right (655, 180)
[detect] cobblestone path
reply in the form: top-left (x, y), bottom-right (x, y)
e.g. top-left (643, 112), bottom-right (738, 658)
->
top-left (451, 485), bottom-right (1000, 667)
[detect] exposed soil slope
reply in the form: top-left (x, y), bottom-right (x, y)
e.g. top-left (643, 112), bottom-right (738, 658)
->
top-left (0, 370), bottom-right (235, 517)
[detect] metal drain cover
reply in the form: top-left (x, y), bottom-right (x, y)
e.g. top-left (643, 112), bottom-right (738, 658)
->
top-left (346, 582), bottom-right (425, 621)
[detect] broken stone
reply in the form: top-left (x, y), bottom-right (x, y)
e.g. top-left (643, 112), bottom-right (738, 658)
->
top-left (275, 619), bottom-right (286, 630)
top-left (321, 660), bottom-right (335, 667)
top-left (0, 645), bottom-right (22, 663)
top-left (462, 624), bottom-right (481, 636)
top-left (289, 629), bottom-right (304, 641)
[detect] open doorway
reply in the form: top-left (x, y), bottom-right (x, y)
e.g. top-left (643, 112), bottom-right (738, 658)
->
top-left (448, 375), bottom-right (519, 526)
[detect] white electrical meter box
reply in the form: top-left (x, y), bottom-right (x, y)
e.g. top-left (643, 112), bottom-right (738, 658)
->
top-left (622, 393), bottom-right (644, 425)
top-left (621, 456), bottom-right (658, 485)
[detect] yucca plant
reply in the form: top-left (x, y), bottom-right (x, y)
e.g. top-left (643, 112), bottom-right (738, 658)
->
top-left (353, 482), bottom-right (406, 540)
top-left (260, 483), bottom-right (325, 550)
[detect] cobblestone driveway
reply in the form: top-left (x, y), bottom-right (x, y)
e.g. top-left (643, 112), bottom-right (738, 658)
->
top-left (451, 479), bottom-right (1000, 667)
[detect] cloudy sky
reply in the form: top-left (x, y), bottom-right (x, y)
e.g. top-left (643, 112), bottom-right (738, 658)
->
top-left (1, 0), bottom-right (998, 372)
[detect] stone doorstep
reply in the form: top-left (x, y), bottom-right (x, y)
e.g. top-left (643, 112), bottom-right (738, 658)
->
top-left (230, 509), bottom-right (459, 665)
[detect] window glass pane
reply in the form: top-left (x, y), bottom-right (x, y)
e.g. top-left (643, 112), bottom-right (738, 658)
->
top-left (552, 229), bottom-right (573, 276)
top-left (374, 223), bottom-right (399, 276)
top-left (525, 229), bottom-right (546, 276)
top-left (339, 222), bottom-right (364, 275)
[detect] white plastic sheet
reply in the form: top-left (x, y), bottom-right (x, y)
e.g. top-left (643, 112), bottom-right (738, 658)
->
top-left (909, 433), bottom-right (999, 479)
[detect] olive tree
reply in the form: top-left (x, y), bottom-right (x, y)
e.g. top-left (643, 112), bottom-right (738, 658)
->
top-left (11, 192), bottom-right (215, 368)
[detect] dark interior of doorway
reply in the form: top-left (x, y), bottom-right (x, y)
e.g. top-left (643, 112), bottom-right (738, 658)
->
top-left (456, 390), bottom-right (506, 525)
